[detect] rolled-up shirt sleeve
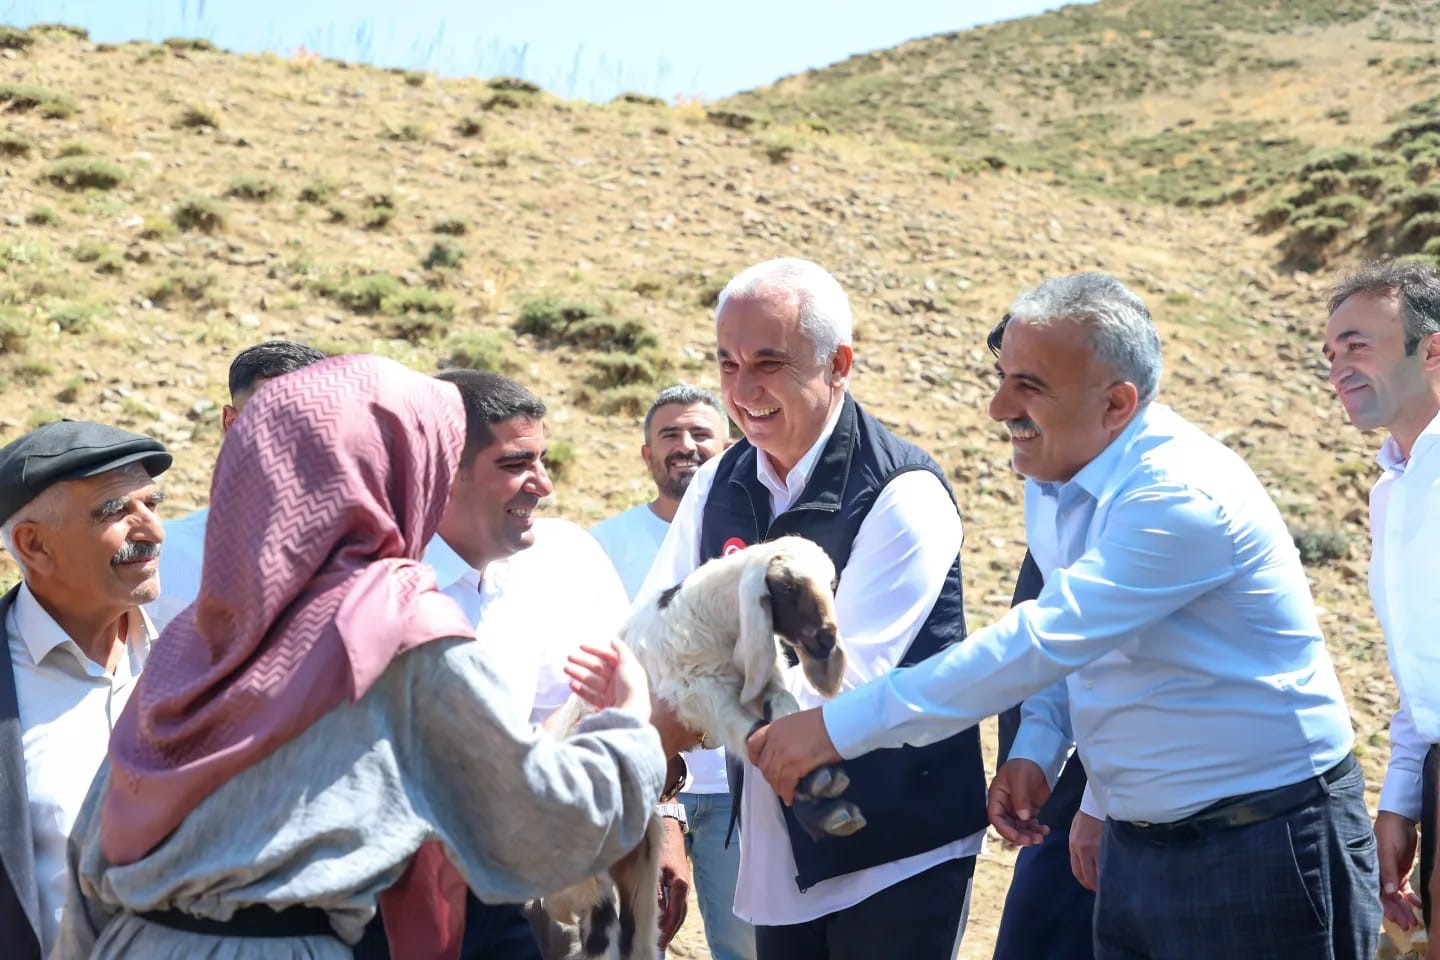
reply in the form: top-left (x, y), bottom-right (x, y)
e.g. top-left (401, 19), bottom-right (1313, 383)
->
top-left (823, 481), bottom-right (1236, 759)
top-left (1380, 699), bottom-right (1428, 822)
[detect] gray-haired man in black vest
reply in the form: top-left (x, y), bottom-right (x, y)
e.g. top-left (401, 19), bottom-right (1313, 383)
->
top-left (636, 257), bottom-right (986, 960)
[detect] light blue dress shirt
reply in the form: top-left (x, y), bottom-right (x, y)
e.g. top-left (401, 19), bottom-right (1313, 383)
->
top-left (824, 402), bottom-right (1355, 824)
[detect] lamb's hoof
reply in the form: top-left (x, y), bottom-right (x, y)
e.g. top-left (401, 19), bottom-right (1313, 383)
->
top-left (797, 764), bottom-right (850, 800)
top-left (792, 796), bottom-right (867, 840)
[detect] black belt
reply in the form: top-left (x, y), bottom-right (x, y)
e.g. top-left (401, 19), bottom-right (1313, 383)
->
top-left (137, 904), bottom-right (335, 938)
top-left (1116, 752), bottom-right (1357, 844)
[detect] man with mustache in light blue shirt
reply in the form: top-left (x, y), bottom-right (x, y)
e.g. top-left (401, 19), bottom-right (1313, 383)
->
top-left (749, 272), bottom-right (1380, 960)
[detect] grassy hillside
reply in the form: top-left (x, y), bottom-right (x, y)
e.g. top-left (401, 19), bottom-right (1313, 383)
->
top-left (727, 0), bottom-right (1440, 212)
top-left (0, 16), bottom-right (1424, 957)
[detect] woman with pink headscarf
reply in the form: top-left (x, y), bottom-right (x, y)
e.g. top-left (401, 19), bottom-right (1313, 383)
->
top-left (55, 355), bottom-right (665, 959)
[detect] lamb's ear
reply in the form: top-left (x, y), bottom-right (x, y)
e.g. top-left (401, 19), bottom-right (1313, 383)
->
top-left (735, 555), bottom-right (779, 709)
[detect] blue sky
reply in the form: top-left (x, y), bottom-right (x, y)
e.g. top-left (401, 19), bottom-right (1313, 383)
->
top-left (3, 0), bottom-right (1086, 102)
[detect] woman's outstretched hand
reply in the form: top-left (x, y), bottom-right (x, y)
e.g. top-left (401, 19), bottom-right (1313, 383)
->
top-left (565, 639), bottom-right (652, 722)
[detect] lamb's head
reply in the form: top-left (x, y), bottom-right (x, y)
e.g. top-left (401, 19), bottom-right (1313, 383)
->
top-left (735, 536), bottom-right (845, 709)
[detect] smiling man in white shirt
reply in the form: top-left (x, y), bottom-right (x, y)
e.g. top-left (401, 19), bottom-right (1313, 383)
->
top-left (1323, 260), bottom-right (1440, 947)
top-left (638, 258), bottom-right (987, 960)
top-left (0, 420), bottom-right (170, 959)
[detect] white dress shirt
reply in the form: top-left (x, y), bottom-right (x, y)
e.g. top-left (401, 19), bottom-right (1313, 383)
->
top-left (824, 403), bottom-right (1355, 824)
top-left (7, 584), bottom-right (153, 953)
top-left (592, 502), bottom-right (729, 795)
top-left (424, 518), bottom-right (630, 725)
top-left (148, 506), bottom-right (209, 631)
top-left (1374, 408), bottom-right (1440, 821)
top-left (639, 401), bottom-right (985, 926)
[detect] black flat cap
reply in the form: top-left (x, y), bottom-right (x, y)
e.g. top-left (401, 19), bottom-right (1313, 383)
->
top-left (0, 420), bottom-right (171, 526)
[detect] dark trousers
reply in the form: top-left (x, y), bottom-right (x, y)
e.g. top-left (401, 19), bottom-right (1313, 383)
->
top-left (353, 893), bottom-right (542, 960)
top-left (753, 856), bottom-right (974, 960)
top-left (992, 827), bottom-right (1096, 960)
top-left (1094, 760), bottom-right (1379, 960)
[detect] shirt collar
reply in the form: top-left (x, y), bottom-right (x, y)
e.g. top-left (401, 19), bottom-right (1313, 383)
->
top-left (423, 535), bottom-right (481, 593)
top-left (754, 399), bottom-right (846, 501)
top-left (1035, 403), bottom-right (1156, 504)
top-left (12, 581), bottom-right (156, 671)
top-left (1376, 434), bottom-right (1407, 474)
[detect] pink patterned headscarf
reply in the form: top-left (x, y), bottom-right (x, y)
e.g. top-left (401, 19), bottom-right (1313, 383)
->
top-left (102, 354), bottom-right (475, 957)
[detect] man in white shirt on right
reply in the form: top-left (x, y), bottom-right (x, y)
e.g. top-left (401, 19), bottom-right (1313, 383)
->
top-left (1323, 260), bottom-right (1440, 947)
top-left (590, 385), bottom-right (750, 960)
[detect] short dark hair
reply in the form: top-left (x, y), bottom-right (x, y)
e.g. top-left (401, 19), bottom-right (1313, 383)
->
top-left (1328, 259), bottom-right (1440, 355)
top-left (228, 340), bottom-right (326, 399)
top-left (643, 384), bottom-right (727, 442)
top-left (434, 369), bottom-right (547, 466)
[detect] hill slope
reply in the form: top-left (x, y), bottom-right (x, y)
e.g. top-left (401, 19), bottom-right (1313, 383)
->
top-left (0, 19), bottom-right (1417, 958)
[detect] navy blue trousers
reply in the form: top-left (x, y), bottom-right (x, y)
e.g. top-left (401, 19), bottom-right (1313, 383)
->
top-left (992, 827), bottom-right (1096, 960)
top-left (1094, 761), bottom-right (1379, 960)
top-left (753, 856), bottom-right (974, 960)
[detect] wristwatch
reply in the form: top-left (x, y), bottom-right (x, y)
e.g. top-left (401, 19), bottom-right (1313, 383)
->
top-left (657, 801), bottom-right (689, 834)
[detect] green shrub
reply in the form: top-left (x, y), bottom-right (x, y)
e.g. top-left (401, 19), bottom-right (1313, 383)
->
top-left (363, 205), bottom-right (396, 230)
top-left (172, 196), bottom-right (227, 233)
top-left (454, 116), bottom-right (484, 137)
top-left (15, 360), bottom-right (53, 385)
top-left (1398, 213), bottom-right (1440, 251)
top-left (74, 240), bottom-right (123, 275)
top-left (1298, 148), bottom-right (1376, 177)
top-left (381, 287), bottom-right (454, 319)
top-left (613, 91), bottom-right (666, 107)
top-left (403, 71), bottom-right (428, 87)
top-left (55, 377), bottom-right (83, 404)
top-left (576, 383), bottom-right (655, 416)
top-left (25, 207), bottom-right (58, 226)
top-left (146, 271), bottom-right (216, 306)
top-left (163, 37), bottom-right (216, 52)
top-left (421, 240), bottom-right (464, 270)
top-left (544, 439), bottom-right (576, 481)
top-left (1256, 199), bottom-right (1294, 232)
top-left (1289, 216), bottom-right (1348, 246)
top-left (441, 329), bottom-right (517, 373)
top-left (384, 123), bottom-right (428, 142)
top-left (0, 84), bottom-right (71, 113)
top-left (433, 217), bottom-right (467, 236)
top-left (27, 23), bottom-right (89, 41)
top-left (37, 99), bottom-right (74, 120)
top-left (566, 316), bottom-right (659, 351)
top-left (1312, 193), bottom-right (1370, 220)
top-left (1398, 187), bottom-right (1440, 216)
top-left (47, 302), bottom-right (96, 333)
top-left (41, 158), bottom-right (124, 191)
top-left (0, 132), bottom-right (33, 158)
top-left (54, 141), bottom-right (92, 158)
top-left (0, 26), bottom-right (36, 51)
top-left (312, 273), bottom-right (403, 313)
top-left (1291, 526), bottom-right (1349, 566)
top-left (297, 180), bottom-right (333, 204)
top-left (138, 214), bottom-right (175, 239)
top-left (584, 350), bottom-right (667, 388)
top-left (514, 298), bottom-right (603, 339)
top-left (176, 104), bottom-right (219, 129)
top-left (0, 316), bottom-right (30, 354)
top-left (489, 76), bottom-right (540, 93)
top-left (225, 175), bottom-right (281, 201)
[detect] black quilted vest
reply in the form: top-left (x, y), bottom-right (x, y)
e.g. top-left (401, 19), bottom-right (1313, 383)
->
top-left (701, 395), bottom-right (988, 890)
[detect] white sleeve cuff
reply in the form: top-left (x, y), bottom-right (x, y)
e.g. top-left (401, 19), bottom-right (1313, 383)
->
top-left (822, 682), bottom-right (888, 760)
top-left (1079, 783), bottom-right (1106, 821)
top-left (1379, 765), bottom-right (1424, 822)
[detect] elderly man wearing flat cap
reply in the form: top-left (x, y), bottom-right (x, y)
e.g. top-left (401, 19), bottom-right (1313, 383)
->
top-left (0, 420), bottom-right (170, 960)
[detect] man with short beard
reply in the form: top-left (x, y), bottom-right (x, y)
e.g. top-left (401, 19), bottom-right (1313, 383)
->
top-left (590, 385), bottom-right (749, 960)
top-left (0, 421), bottom-right (170, 959)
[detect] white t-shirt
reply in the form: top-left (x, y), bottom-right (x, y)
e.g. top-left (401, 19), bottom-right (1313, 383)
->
top-left (591, 503), bottom-right (729, 795)
top-left (425, 518), bottom-right (630, 725)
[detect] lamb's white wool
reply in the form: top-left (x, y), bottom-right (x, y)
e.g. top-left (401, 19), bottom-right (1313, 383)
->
top-left (541, 536), bottom-right (846, 960)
